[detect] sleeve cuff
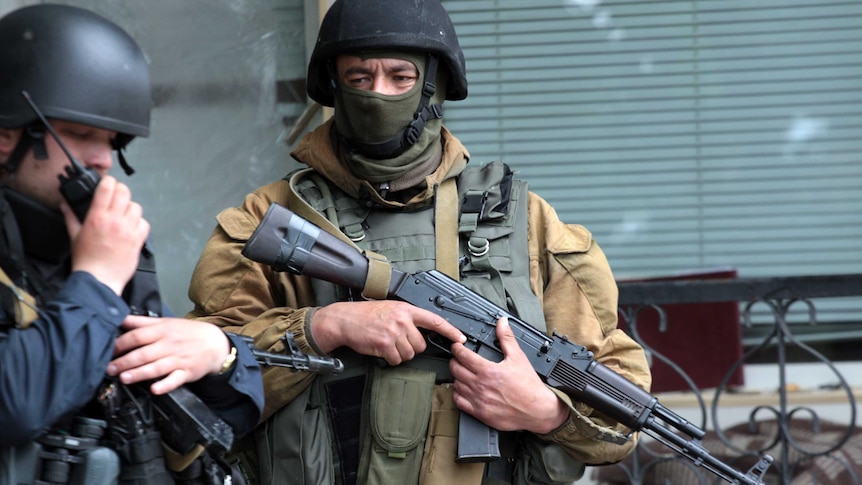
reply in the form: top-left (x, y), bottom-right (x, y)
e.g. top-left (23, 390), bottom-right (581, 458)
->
top-left (302, 307), bottom-right (326, 355)
top-left (537, 386), bottom-right (630, 446)
top-left (59, 271), bottom-right (130, 326)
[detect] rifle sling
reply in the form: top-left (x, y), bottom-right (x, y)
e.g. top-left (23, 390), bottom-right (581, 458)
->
top-left (163, 443), bottom-right (206, 472)
top-left (287, 168), bottom-right (391, 300)
top-left (434, 177), bottom-right (459, 280)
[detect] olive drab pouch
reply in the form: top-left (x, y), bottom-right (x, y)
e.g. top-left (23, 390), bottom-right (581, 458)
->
top-left (357, 365), bottom-right (436, 485)
top-left (513, 435), bottom-right (585, 485)
top-left (246, 381), bottom-right (336, 485)
top-left (456, 161), bottom-right (546, 331)
top-left (419, 384), bottom-right (484, 485)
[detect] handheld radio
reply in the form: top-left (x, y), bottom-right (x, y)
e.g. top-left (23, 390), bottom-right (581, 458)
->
top-left (21, 91), bottom-right (100, 221)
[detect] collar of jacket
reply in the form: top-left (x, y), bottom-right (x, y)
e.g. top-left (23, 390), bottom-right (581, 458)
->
top-left (291, 119), bottom-right (470, 211)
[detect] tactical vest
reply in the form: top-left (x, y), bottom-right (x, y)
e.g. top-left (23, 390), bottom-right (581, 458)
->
top-left (291, 161), bottom-right (545, 328)
top-left (236, 162), bottom-right (586, 485)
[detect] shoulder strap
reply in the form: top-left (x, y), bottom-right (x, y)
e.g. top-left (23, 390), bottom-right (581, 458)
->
top-left (285, 169), bottom-right (356, 248)
top-left (122, 244), bottom-right (163, 316)
top-left (434, 178), bottom-right (460, 280)
top-left (284, 169), bottom-right (391, 300)
top-left (0, 265), bottom-right (38, 329)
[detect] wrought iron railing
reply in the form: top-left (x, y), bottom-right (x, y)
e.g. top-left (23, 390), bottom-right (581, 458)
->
top-left (594, 274), bottom-right (862, 485)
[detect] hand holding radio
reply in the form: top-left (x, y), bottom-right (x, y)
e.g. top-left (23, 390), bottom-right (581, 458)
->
top-left (63, 176), bottom-right (149, 296)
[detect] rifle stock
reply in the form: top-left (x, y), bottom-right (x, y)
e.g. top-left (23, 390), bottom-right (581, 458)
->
top-left (242, 202), bottom-right (773, 485)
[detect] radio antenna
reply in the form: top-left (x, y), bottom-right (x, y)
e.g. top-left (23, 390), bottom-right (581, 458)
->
top-left (20, 90), bottom-right (100, 221)
top-left (20, 90), bottom-right (88, 172)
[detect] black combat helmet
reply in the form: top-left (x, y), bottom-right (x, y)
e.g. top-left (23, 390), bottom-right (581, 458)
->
top-left (307, 0), bottom-right (468, 107)
top-left (0, 4), bottom-right (151, 144)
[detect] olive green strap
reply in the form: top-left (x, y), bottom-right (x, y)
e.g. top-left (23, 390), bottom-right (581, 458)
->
top-left (163, 443), bottom-right (205, 473)
top-left (287, 169), bottom-right (392, 298)
top-left (287, 169), bottom-right (358, 248)
top-left (434, 178), bottom-right (459, 280)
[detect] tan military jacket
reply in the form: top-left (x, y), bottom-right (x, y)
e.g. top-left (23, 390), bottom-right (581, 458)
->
top-left (187, 120), bottom-right (652, 464)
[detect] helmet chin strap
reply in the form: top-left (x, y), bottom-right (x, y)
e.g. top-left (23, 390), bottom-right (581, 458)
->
top-left (3, 124), bottom-right (47, 177)
top-left (333, 54), bottom-right (443, 160)
top-left (2, 124), bottom-right (136, 177)
top-left (112, 134), bottom-right (135, 176)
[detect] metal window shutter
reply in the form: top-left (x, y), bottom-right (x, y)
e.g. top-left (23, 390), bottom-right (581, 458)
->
top-left (442, 0), bottom-right (862, 327)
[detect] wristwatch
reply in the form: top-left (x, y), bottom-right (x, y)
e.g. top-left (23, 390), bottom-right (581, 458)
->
top-left (218, 344), bottom-right (238, 375)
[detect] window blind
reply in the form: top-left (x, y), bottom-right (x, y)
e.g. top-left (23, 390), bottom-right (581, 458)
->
top-left (442, 0), bottom-right (862, 329)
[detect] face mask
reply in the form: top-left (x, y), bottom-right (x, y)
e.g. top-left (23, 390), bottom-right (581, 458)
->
top-left (337, 81), bottom-right (422, 144)
top-left (333, 51), bottom-right (447, 161)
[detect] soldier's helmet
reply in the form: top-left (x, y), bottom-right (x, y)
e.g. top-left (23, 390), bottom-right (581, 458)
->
top-left (0, 4), bottom-right (152, 148)
top-left (306, 0), bottom-right (468, 107)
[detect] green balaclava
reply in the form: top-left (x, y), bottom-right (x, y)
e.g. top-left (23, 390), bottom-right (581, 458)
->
top-left (333, 51), bottom-right (448, 192)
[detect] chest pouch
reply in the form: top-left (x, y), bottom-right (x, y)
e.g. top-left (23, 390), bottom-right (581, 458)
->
top-left (513, 435), bottom-right (586, 485)
top-left (236, 374), bottom-right (337, 485)
top-left (457, 162), bottom-right (546, 330)
top-left (357, 365), bottom-right (436, 485)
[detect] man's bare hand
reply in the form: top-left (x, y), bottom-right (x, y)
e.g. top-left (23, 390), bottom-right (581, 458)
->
top-left (62, 176), bottom-right (149, 295)
top-left (107, 315), bottom-right (232, 395)
top-left (449, 317), bottom-right (569, 434)
top-left (311, 300), bottom-right (465, 365)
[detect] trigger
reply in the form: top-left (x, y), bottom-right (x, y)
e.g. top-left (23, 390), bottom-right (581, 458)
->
top-left (426, 333), bottom-right (454, 355)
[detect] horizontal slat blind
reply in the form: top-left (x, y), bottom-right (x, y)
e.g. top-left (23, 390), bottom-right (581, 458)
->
top-left (441, 0), bottom-right (862, 327)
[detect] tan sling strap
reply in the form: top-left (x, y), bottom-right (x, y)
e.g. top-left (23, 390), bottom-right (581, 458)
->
top-left (0, 266), bottom-right (38, 328)
top-left (163, 443), bottom-right (205, 473)
top-left (285, 169), bottom-right (391, 300)
top-left (434, 178), bottom-right (460, 280)
top-left (361, 252), bottom-right (392, 301)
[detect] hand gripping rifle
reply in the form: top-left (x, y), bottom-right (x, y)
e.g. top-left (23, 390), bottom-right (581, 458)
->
top-left (130, 331), bottom-right (343, 456)
top-left (241, 202), bottom-right (774, 485)
top-left (93, 333), bottom-right (343, 484)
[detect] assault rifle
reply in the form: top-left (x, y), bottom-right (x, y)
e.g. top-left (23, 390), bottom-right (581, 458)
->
top-left (240, 330), bottom-right (345, 374)
top-left (92, 333), bottom-right (344, 484)
top-left (241, 203), bottom-right (774, 485)
top-left (133, 332), bottom-right (343, 456)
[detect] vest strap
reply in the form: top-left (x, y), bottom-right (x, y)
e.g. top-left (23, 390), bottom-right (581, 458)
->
top-left (288, 169), bottom-right (393, 299)
top-left (287, 169), bottom-right (362, 249)
top-left (458, 189), bottom-right (487, 235)
top-left (434, 178), bottom-right (459, 279)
